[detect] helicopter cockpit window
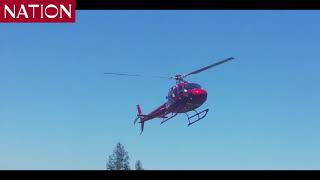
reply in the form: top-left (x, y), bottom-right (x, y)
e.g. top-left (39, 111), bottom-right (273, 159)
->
top-left (184, 83), bottom-right (201, 90)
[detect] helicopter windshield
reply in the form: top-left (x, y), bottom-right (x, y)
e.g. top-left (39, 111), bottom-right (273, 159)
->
top-left (184, 83), bottom-right (201, 90)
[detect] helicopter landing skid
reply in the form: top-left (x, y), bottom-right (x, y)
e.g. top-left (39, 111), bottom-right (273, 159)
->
top-left (185, 109), bottom-right (209, 126)
top-left (160, 113), bottom-right (178, 125)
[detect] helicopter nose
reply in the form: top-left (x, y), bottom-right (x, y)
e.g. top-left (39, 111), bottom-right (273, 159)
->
top-left (189, 88), bottom-right (207, 103)
top-left (190, 88), bottom-right (207, 96)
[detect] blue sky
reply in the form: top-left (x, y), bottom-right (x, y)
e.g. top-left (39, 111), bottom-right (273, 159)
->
top-left (1, 10), bottom-right (320, 170)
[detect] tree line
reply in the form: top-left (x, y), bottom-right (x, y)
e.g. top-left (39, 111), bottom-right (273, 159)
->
top-left (106, 142), bottom-right (144, 170)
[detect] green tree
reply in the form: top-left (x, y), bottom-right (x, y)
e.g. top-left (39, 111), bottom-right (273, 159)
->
top-left (106, 142), bottom-right (130, 170)
top-left (135, 160), bottom-right (144, 170)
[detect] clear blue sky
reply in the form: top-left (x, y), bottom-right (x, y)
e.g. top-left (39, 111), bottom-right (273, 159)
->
top-left (1, 10), bottom-right (320, 170)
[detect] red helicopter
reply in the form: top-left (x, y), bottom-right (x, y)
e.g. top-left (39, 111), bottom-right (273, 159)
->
top-left (104, 57), bottom-right (234, 134)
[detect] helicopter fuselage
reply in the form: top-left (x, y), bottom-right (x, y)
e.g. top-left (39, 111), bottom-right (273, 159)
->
top-left (166, 82), bottom-right (207, 113)
top-left (137, 82), bottom-right (207, 122)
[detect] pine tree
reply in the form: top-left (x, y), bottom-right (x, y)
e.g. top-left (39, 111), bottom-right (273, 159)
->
top-left (106, 142), bottom-right (130, 170)
top-left (135, 160), bottom-right (144, 170)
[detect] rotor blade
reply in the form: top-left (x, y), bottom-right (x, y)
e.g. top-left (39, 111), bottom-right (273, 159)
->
top-left (150, 75), bottom-right (172, 79)
top-left (104, 72), bottom-right (170, 79)
top-left (183, 57), bottom-right (234, 78)
top-left (104, 72), bottom-right (141, 77)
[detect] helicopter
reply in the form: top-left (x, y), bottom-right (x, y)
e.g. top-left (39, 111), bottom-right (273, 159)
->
top-left (104, 57), bottom-right (235, 134)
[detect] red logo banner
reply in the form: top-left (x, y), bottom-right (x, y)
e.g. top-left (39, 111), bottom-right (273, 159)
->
top-left (0, 0), bottom-right (75, 23)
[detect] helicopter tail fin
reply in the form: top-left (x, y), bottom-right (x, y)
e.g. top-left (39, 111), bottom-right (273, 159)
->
top-left (134, 104), bottom-right (143, 125)
top-left (134, 104), bottom-right (145, 124)
top-left (140, 121), bottom-right (145, 135)
top-left (137, 104), bottom-right (142, 115)
top-left (134, 104), bottom-right (145, 135)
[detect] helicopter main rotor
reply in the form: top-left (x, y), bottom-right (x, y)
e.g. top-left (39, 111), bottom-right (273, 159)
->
top-left (104, 57), bottom-right (235, 84)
